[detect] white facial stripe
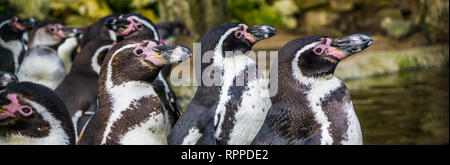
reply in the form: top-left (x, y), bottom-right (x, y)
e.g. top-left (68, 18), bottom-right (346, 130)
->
top-left (91, 44), bottom-right (113, 74)
top-left (0, 99), bottom-right (71, 145)
top-left (101, 43), bottom-right (159, 144)
top-left (0, 20), bottom-right (10, 29)
top-left (291, 42), bottom-right (343, 145)
top-left (127, 16), bottom-right (159, 41)
top-left (108, 30), bottom-right (117, 42)
top-left (0, 20), bottom-right (11, 48)
top-left (212, 26), bottom-right (240, 66)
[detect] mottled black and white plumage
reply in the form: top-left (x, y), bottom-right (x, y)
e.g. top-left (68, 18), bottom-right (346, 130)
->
top-left (0, 81), bottom-right (75, 145)
top-left (168, 22), bottom-right (276, 145)
top-left (251, 34), bottom-right (373, 145)
top-left (16, 21), bottom-right (80, 90)
top-left (0, 16), bottom-right (27, 74)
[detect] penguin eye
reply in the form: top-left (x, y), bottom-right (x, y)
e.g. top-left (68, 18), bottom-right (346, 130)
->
top-left (49, 27), bottom-right (56, 32)
top-left (135, 49), bottom-right (144, 56)
top-left (136, 24), bottom-right (143, 29)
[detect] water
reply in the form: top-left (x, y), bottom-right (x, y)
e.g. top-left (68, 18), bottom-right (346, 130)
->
top-left (346, 66), bottom-right (449, 145)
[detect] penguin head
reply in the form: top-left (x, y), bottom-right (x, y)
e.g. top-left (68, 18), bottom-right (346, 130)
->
top-left (0, 16), bottom-right (26, 41)
top-left (0, 71), bottom-right (18, 90)
top-left (104, 13), bottom-right (159, 42)
top-left (0, 82), bottom-right (75, 144)
top-left (29, 21), bottom-right (81, 47)
top-left (285, 34), bottom-right (373, 78)
top-left (19, 17), bottom-right (40, 31)
top-left (104, 39), bottom-right (191, 83)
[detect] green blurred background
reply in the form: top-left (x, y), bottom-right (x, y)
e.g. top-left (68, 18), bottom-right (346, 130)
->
top-left (1, 0), bottom-right (448, 145)
top-left (1, 0), bottom-right (448, 44)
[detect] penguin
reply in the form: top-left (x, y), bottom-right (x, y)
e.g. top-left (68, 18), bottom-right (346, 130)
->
top-left (16, 21), bottom-right (81, 90)
top-left (87, 13), bottom-right (183, 126)
top-left (168, 23), bottom-right (277, 145)
top-left (77, 38), bottom-right (192, 145)
top-left (0, 71), bottom-right (18, 90)
top-left (122, 13), bottom-right (185, 122)
top-left (55, 39), bottom-right (114, 136)
top-left (79, 14), bottom-right (120, 48)
top-left (156, 22), bottom-right (192, 45)
top-left (0, 81), bottom-right (76, 145)
top-left (0, 16), bottom-right (26, 73)
top-left (20, 17), bottom-right (40, 51)
top-left (251, 34), bottom-right (373, 145)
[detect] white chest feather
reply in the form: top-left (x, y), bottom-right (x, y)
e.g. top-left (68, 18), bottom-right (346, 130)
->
top-left (340, 102), bottom-right (363, 145)
top-left (120, 110), bottom-right (171, 145)
top-left (101, 44), bottom-right (167, 144)
top-left (16, 48), bottom-right (66, 90)
top-left (227, 77), bottom-right (271, 145)
top-left (91, 44), bottom-right (112, 74)
top-left (291, 42), bottom-right (362, 145)
top-left (0, 99), bottom-right (71, 145)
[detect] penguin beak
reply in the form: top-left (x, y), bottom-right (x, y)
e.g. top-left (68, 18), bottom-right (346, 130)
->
top-left (19, 17), bottom-right (40, 30)
top-left (247, 25), bottom-right (277, 42)
top-left (61, 27), bottom-right (81, 38)
top-left (150, 45), bottom-right (192, 66)
top-left (9, 16), bottom-right (26, 32)
top-left (135, 41), bottom-right (192, 67)
top-left (329, 34), bottom-right (373, 59)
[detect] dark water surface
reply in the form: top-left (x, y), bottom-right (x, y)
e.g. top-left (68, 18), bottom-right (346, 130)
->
top-left (346, 66), bottom-right (449, 145)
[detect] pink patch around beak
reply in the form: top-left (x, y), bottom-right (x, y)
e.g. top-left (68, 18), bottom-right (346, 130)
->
top-left (0, 94), bottom-right (21, 120)
top-left (121, 18), bottom-right (138, 35)
top-left (314, 38), bottom-right (347, 59)
top-left (235, 24), bottom-right (256, 43)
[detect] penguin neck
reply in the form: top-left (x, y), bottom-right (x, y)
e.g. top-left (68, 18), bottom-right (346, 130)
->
top-left (90, 44), bottom-right (113, 75)
top-left (57, 37), bottom-right (79, 73)
top-left (97, 44), bottom-right (160, 144)
top-left (0, 98), bottom-right (73, 145)
top-left (0, 36), bottom-right (23, 73)
top-left (28, 29), bottom-right (62, 49)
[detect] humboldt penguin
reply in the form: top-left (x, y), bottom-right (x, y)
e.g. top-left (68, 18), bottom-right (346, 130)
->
top-left (0, 16), bottom-right (26, 73)
top-left (77, 38), bottom-right (191, 145)
top-left (168, 23), bottom-right (277, 145)
top-left (102, 13), bottom-right (184, 125)
top-left (21, 17), bottom-right (40, 51)
top-left (0, 81), bottom-right (75, 145)
top-left (55, 39), bottom-right (114, 135)
top-left (79, 14), bottom-right (120, 48)
top-left (16, 21), bottom-right (81, 90)
top-left (251, 34), bottom-right (373, 145)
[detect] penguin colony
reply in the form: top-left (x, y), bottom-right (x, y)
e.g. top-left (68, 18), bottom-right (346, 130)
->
top-left (0, 13), bottom-right (373, 145)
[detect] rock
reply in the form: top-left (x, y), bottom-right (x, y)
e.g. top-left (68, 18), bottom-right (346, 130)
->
top-left (302, 10), bottom-right (339, 27)
top-left (381, 17), bottom-right (411, 38)
top-left (294, 0), bottom-right (327, 9)
top-left (330, 0), bottom-right (353, 11)
top-left (273, 0), bottom-right (299, 16)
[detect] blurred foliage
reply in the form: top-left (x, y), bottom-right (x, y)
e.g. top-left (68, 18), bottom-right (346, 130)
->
top-left (0, 0), bottom-right (448, 44)
top-left (227, 0), bottom-right (282, 28)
